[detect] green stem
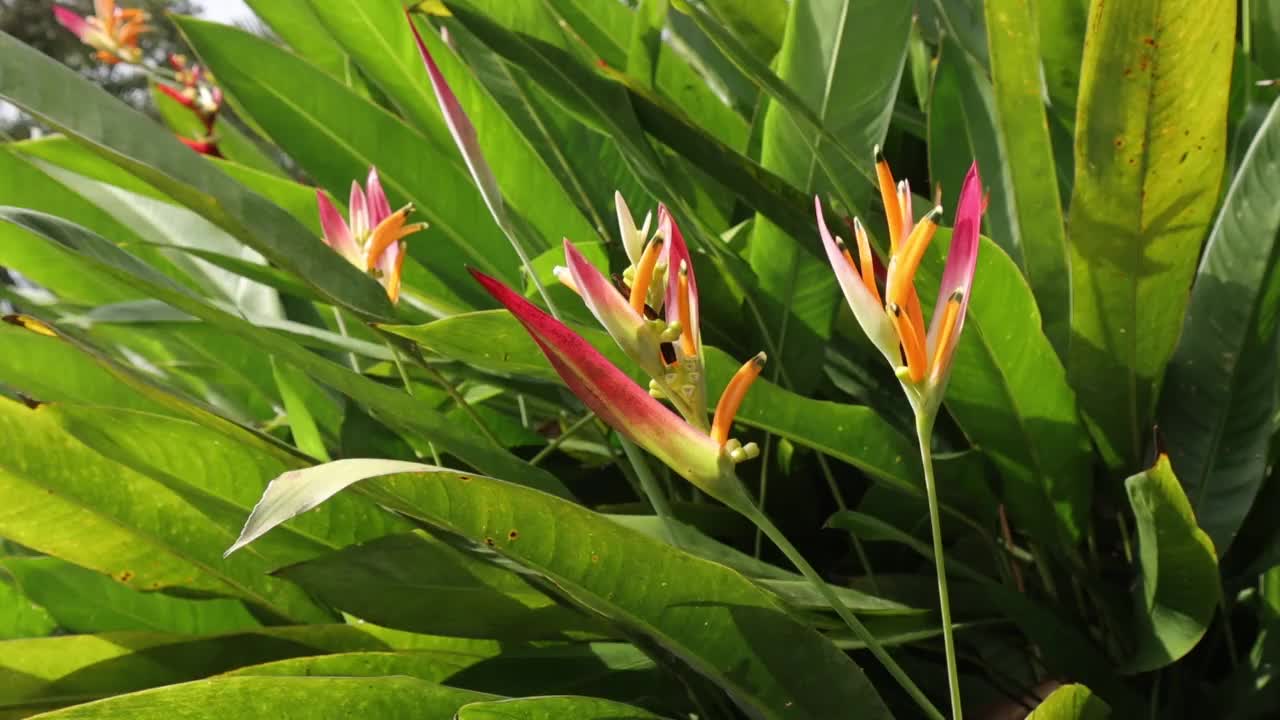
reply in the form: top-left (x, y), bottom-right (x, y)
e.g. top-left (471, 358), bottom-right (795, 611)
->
top-left (529, 412), bottom-right (597, 466)
top-left (619, 435), bottom-right (679, 546)
top-left (746, 505), bottom-right (945, 720)
top-left (916, 415), bottom-right (963, 720)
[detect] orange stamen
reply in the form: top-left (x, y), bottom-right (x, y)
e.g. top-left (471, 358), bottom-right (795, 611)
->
top-left (929, 292), bottom-right (963, 382)
top-left (887, 208), bottom-right (940, 308)
top-left (385, 242), bottom-right (408, 303)
top-left (365, 208), bottom-right (424, 271)
top-left (677, 261), bottom-right (696, 357)
top-left (628, 237), bottom-right (664, 314)
top-left (852, 218), bottom-right (882, 305)
top-left (711, 353), bottom-right (766, 446)
top-left (875, 147), bottom-right (902, 253)
top-left (889, 303), bottom-right (927, 383)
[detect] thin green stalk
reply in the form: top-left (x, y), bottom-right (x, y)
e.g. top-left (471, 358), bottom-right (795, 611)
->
top-left (817, 452), bottom-right (878, 592)
top-left (331, 307), bottom-right (360, 373)
top-left (380, 333), bottom-right (504, 448)
top-left (529, 412), bottom-right (597, 466)
top-left (619, 435), bottom-right (679, 546)
top-left (745, 505), bottom-right (945, 720)
top-left (916, 415), bottom-right (962, 720)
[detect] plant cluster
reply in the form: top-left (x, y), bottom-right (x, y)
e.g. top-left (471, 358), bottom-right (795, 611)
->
top-left (0, 2), bottom-right (1276, 720)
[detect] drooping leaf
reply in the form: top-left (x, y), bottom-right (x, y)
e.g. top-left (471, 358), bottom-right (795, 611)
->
top-left (1159, 99), bottom-right (1280, 555)
top-left (1123, 455), bottom-right (1219, 672)
top-left (983, 0), bottom-right (1071, 353)
top-left (0, 30), bottom-right (396, 321)
top-left (0, 209), bottom-right (571, 499)
top-left (1066, 0), bottom-right (1236, 469)
top-left (228, 459), bottom-right (894, 720)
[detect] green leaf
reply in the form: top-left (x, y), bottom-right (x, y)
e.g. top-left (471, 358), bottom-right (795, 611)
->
top-left (0, 208), bottom-right (571, 499)
top-left (699, 0), bottom-right (786, 60)
top-left (275, 530), bottom-right (605, 640)
top-left (47, 404), bottom-right (409, 567)
top-left (0, 625), bottom-right (413, 716)
top-left (0, 31), bottom-right (396, 321)
top-left (271, 358), bottom-right (332, 461)
top-left (1159, 99), bottom-right (1280, 556)
top-left (920, 231), bottom-right (1093, 548)
top-left (23, 676), bottom-right (492, 719)
top-left (0, 570), bottom-right (55, 640)
top-left (749, 0), bottom-right (910, 384)
top-left (1037, 0), bottom-right (1090, 125)
top-left (927, 38), bottom-right (1021, 266)
top-left (230, 643), bottom-right (669, 708)
top-left (983, 0), bottom-right (1071, 353)
top-left (1026, 684), bottom-right (1111, 719)
top-left (1066, 0), bottom-right (1236, 469)
top-left (307, 1), bottom-right (600, 253)
top-left (171, 16), bottom-right (516, 305)
top-left (230, 459), bottom-right (893, 720)
top-left (244, 0), bottom-right (372, 95)
top-left (457, 696), bottom-right (670, 720)
top-left (0, 399), bottom-right (331, 623)
top-left (1123, 455), bottom-right (1219, 672)
top-left (0, 324), bottom-right (166, 413)
top-left (0, 556), bottom-right (261, 635)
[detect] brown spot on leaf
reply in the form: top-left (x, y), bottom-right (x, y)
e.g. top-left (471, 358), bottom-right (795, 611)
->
top-left (483, 537), bottom-right (495, 547)
top-left (507, 529), bottom-right (519, 541)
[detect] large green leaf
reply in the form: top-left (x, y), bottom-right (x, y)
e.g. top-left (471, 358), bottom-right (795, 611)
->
top-left (275, 530), bottom-right (605, 640)
top-left (0, 399), bottom-right (331, 624)
top-left (0, 31), bottom-right (396, 321)
top-left (0, 626), bottom-right (439, 717)
top-left (0, 324), bottom-right (165, 413)
top-left (229, 459), bottom-right (894, 720)
top-left (172, 16), bottom-right (515, 304)
top-left (1159, 99), bottom-right (1280, 556)
top-left (456, 696), bottom-right (669, 720)
top-left (1066, 0), bottom-right (1236, 469)
top-left (1123, 455), bottom-right (1219, 672)
top-left (1026, 684), bottom-right (1111, 720)
top-left (0, 557), bottom-right (261, 635)
top-left (983, 0), bottom-right (1071, 353)
top-left (0, 208), bottom-right (570, 500)
top-left (749, 0), bottom-right (910, 384)
top-left (47, 405), bottom-right (409, 567)
top-left (24, 676), bottom-right (491, 720)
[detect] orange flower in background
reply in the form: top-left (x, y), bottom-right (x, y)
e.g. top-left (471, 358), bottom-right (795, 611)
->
top-left (317, 167), bottom-right (427, 303)
top-left (53, 0), bottom-right (150, 65)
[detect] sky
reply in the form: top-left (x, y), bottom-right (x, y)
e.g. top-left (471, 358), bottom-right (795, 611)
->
top-left (198, 0), bottom-right (252, 23)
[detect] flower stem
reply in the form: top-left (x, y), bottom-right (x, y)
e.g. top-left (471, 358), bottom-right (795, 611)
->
top-left (744, 505), bottom-right (945, 720)
top-left (916, 414), bottom-right (963, 720)
top-left (619, 435), bottom-right (679, 546)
